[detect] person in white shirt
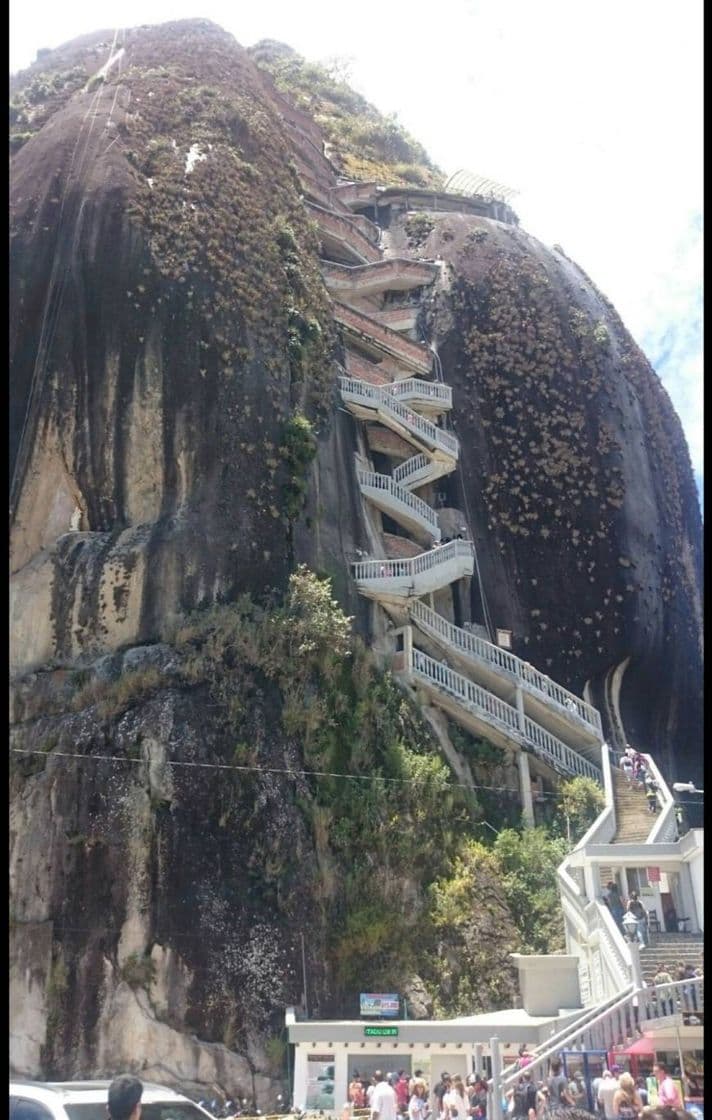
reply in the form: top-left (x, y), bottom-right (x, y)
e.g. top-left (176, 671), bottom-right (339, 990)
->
top-left (597, 1069), bottom-right (621, 1120)
top-left (371, 1072), bottom-right (398, 1120)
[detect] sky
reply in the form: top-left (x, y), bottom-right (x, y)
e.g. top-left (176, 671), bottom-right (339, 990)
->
top-left (10, 0), bottom-right (703, 510)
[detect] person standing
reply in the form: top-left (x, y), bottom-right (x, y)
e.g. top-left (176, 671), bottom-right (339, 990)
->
top-left (367, 1077), bottom-right (379, 1111)
top-left (547, 1059), bottom-right (575, 1110)
top-left (396, 1074), bottom-right (410, 1115)
top-left (611, 1073), bottom-right (642, 1119)
top-left (443, 1077), bottom-right (470, 1120)
top-left (371, 1072), bottom-right (399, 1120)
top-left (652, 963), bottom-right (675, 1015)
top-left (652, 1063), bottom-right (683, 1109)
top-left (433, 1074), bottom-right (451, 1120)
top-left (350, 1077), bottom-right (366, 1109)
top-left (107, 1077), bottom-right (143, 1120)
top-left (408, 1082), bottom-right (430, 1120)
top-left (625, 893), bottom-right (648, 947)
top-left (606, 882), bottom-right (625, 931)
top-left (597, 1070), bottom-right (621, 1120)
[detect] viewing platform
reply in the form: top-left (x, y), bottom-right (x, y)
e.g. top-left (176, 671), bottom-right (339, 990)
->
top-left (305, 202), bottom-right (381, 265)
top-left (333, 302), bottom-right (433, 376)
top-left (397, 641), bottom-right (602, 783)
top-left (409, 599), bottom-right (603, 752)
top-left (331, 181), bottom-right (519, 225)
top-left (387, 378), bottom-right (452, 414)
top-left (339, 377), bottom-right (458, 460)
top-left (352, 539), bottom-right (474, 600)
top-left (320, 258), bottom-right (439, 298)
top-left (356, 468), bottom-right (441, 545)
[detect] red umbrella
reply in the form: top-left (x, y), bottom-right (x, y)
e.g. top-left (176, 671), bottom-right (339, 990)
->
top-left (618, 1036), bottom-right (657, 1055)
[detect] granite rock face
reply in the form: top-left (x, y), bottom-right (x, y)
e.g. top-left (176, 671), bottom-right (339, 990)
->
top-left (10, 16), bottom-right (702, 1094)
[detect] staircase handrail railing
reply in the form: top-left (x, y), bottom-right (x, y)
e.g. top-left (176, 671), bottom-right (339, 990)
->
top-left (356, 469), bottom-right (440, 535)
top-left (352, 539), bottom-right (473, 583)
top-left (387, 379), bottom-right (453, 406)
top-left (642, 752), bottom-right (678, 842)
top-left (408, 648), bottom-right (600, 781)
top-left (304, 197), bottom-right (381, 245)
top-left (334, 302), bottom-right (433, 371)
top-left (339, 378), bottom-right (459, 455)
top-left (409, 600), bottom-right (602, 736)
top-left (393, 454), bottom-right (432, 486)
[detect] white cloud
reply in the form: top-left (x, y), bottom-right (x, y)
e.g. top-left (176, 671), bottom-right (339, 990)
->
top-left (10, 0), bottom-right (702, 496)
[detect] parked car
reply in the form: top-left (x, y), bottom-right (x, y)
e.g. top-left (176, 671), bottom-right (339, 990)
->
top-left (10, 1081), bottom-right (217, 1120)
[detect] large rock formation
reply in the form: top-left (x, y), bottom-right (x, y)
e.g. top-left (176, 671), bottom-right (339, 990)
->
top-left (10, 17), bottom-right (702, 1095)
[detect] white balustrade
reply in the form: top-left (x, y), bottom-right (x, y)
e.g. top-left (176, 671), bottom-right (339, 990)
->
top-left (387, 379), bottom-right (453, 409)
top-left (393, 453), bottom-right (436, 488)
top-left (410, 599), bottom-right (602, 736)
top-left (352, 538), bottom-right (473, 583)
top-left (339, 377), bottom-right (459, 456)
top-left (356, 469), bottom-right (440, 536)
top-left (407, 646), bottom-right (601, 783)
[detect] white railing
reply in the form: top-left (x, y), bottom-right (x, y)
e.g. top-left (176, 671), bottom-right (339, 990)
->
top-left (352, 539), bottom-right (473, 583)
top-left (407, 647), bottom-right (601, 782)
top-left (339, 378), bottom-right (459, 456)
top-left (409, 600), bottom-right (602, 736)
top-left (393, 453), bottom-right (437, 488)
top-left (387, 379), bottom-right (453, 408)
top-left (356, 469), bottom-right (441, 537)
top-left (643, 752), bottom-right (678, 842)
top-left (411, 648), bottom-right (522, 735)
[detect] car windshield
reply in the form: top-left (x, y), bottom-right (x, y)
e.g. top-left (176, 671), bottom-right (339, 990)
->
top-left (65, 1104), bottom-right (208, 1120)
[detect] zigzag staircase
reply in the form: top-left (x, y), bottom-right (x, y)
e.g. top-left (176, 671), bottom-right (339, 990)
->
top-left (306, 174), bottom-right (605, 795)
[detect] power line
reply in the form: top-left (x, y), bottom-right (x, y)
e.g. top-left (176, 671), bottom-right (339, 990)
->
top-left (9, 746), bottom-right (569, 800)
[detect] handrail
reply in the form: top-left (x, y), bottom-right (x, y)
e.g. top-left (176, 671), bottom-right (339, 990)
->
top-left (356, 469), bottom-right (440, 535)
top-left (407, 647), bottom-right (601, 782)
top-left (352, 539), bottom-right (473, 582)
top-left (387, 379), bottom-right (453, 407)
top-left (409, 600), bottom-right (602, 735)
top-left (643, 752), bottom-right (677, 842)
top-left (339, 378), bottom-right (459, 455)
top-left (393, 454), bottom-right (433, 486)
top-left (304, 198), bottom-right (380, 245)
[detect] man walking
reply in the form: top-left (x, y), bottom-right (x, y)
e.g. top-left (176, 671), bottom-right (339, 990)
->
top-left (597, 1069), bottom-right (621, 1120)
top-left (107, 1077), bottom-right (143, 1120)
top-left (371, 1072), bottom-right (398, 1120)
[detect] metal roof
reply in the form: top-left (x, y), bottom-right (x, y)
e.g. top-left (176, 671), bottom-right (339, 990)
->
top-left (444, 170), bottom-right (519, 203)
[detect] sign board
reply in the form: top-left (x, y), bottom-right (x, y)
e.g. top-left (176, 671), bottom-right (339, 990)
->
top-left (364, 1026), bottom-right (399, 1037)
top-left (647, 867), bottom-right (661, 883)
top-left (360, 993), bottom-right (400, 1018)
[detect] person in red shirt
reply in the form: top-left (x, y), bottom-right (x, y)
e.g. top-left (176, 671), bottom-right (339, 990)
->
top-left (396, 1073), bottom-right (410, 1113)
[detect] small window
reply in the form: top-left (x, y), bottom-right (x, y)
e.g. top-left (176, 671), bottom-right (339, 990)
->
top-left (10, 1099), bottom-right (55, 1120)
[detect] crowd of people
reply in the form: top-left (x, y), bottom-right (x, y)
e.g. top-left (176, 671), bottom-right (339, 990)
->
top-left (345, 1056), bottom-right (691, 1120)
top-left (618, 748), bottom-right (661, 813)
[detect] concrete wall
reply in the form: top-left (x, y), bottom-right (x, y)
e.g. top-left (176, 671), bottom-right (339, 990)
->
top-left (512, 954), bottom-right (582, 1016)
top-left (688, 831), bottom-right (704, 931)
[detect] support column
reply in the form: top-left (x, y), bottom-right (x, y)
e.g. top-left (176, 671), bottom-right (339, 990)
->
top-left (514, 686), bottom-right (526, 733)
top-left (475, 1044), bottom-right (484, 1076)
top-left (518, 749), bottom-right (535, 828)
top-left (489, 1037), bottom-right (503, 1120)
top-left (404, 625), bottom-right (413, 672)
top-left (334, 1047), bottom-right (349, 1113)
top-left (292, 1045), bottom-right (308, 1110)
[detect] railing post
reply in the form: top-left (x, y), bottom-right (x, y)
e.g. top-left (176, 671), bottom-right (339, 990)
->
top-left (628, 941), bottom-right (643, 990)
top-left (489, 1037), bottom-right (503, 1120)
top-left (514, 686), bottom-right (526, 733)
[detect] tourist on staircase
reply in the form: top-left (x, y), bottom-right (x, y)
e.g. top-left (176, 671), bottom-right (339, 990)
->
top-left (676, 960), bottom-right (699, 1012)
top-left (625, 892), bottom-right (648, 948)
top-left (645, 775), bottom-right (660, 814)
top-left (652, 963), bottom-right (675, 1016)
top-left (597, 1069), bottom-right (622, 1120)
top-left (604, 880), bottom-right (625, 932)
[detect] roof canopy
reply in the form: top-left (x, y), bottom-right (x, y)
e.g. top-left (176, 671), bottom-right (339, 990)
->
top-left (444, 169), bottom-right (519, 203)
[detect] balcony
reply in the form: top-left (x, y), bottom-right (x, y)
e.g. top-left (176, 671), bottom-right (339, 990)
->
top-left (352, 539), bottom-right (474, 600)
top-left (333, 302), bottom-right (433, 376)
top-left (387, 378), bottom-right (452, 414)
top-left (356, 468), bottom-right (441, 545)
top-left (409, 599), bottom-right (603, 751)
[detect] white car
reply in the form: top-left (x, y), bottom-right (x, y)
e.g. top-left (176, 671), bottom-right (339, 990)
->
top-left (9, 1081), bottom-right (217, 1120)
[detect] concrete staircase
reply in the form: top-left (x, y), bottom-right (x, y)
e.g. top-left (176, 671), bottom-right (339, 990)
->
top-left (610, 767), bottom-right (653, 842)
top-left (640, 932), bottom-right (704, 983)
